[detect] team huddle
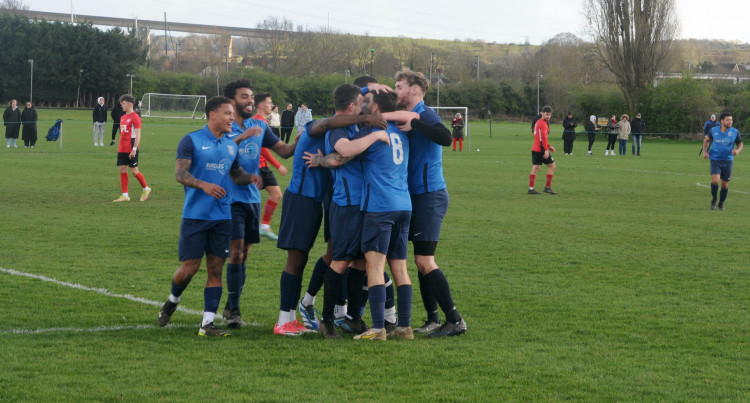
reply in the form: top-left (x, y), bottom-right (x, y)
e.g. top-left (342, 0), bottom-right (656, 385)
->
top-left (155, 68), bottom-right (467, 340)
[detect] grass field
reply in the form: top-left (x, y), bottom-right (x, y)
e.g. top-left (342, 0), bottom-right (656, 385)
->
top-left (1, 110), bottom-right (749, 401)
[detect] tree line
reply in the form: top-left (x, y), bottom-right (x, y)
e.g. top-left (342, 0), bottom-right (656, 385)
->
top-left (2, 12), bottom-right (750, 134)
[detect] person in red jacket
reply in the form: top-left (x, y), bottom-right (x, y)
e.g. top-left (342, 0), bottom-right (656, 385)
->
top-left (254, 92), bottom-right (287, 240)
top-left (528, 105), bottom-right (557, 195)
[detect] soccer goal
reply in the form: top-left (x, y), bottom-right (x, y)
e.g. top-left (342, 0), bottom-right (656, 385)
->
top-left (432, 106), bottom-right (471, 152)
top-left (140, 93), bottom-right (207, 119)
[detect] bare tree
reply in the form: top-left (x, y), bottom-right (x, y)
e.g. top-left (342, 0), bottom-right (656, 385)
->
top-left (0, 0), bottom-right (28, 9)
top-left (584, 0), bottom-right (679, 111)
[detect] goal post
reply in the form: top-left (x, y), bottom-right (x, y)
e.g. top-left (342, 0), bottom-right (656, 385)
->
top-left (431, 106), bottom-right (471, 152)
top-left (139, 93), bottom-right (207, 119)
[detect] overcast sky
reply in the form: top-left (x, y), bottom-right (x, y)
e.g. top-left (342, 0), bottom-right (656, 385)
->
top-left (25, 0), bottom-right (750, 45)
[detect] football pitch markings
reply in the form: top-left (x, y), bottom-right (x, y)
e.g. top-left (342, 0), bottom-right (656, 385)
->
top-left (0, 266), bottom-right (264, 333)
top-left (696, 182), bottom-right (750, 194)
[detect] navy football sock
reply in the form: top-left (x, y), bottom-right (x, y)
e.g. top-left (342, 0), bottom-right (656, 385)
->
top-left (425, 269), bottom-right (462, 323)
top-left (418, 272), bottom-right (440, 322)
top-left (396, 285), bottom-right (413, 328)
top-left (203, 286), bottom-right (222, 314)
top-left (368, 285), bottom-right (386, 329)
top-left (322, 268), bottom-right (343, 321)
top-left (170, 280), bottom-right (187, 298)
top-left (711, 184), bottom-right (718, 202)
top-left (719, 187), bottom-right (729, 205)
top-left (346, 268), bottom-right (366, 319)
top-left (384, 272), bottom-right (395, 310)
top-left (280, 271), bottom-right (299, 312)
top-left (225, 263), bottom-right (243, 310)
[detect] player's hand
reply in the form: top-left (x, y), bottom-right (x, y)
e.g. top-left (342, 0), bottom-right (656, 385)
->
top-left (544, 151), bottom-right (550, 159)
top-left (303, 149), bottom-right (324, 167)
top-left (240, 126), bottom-right (263, 140)
top-left (549, 146), bottom-right (556, 153)
top-left (278, 165), bottom-right (288, 176)
top-left (367, 83), bottom-right (393, 94)
top-left (396, 119), bottom-right (413, 132)
top-left (200, 182), bottom-right (226, 199)
top-left (129, 150), bottom-right (136, 159)
top-left (365, 113), bottom-right (388, 129)
top-left (248, 174), bottom-right (263, 189)
top-left (703, 152), bottom-right (710, 159)
top-left (732, 149), bottom-right (739, 156)
top-left (374, 130), bottom-right (391, 146)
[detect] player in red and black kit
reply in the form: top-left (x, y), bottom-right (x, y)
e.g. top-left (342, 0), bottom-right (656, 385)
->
top-left (528, 105), bottom-right (557, 195)
top-left (253, 92), bottom-right (287, 240)
top-left (113, 94), bottom-right (151, 202)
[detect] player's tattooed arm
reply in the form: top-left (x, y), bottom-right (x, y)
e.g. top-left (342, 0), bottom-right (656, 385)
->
top-left (176, 158), bottom-right (228, 199)
top-left (303, 149), bottom-right (352, 168)
top-left (230, 166), bottom-right (263, 189)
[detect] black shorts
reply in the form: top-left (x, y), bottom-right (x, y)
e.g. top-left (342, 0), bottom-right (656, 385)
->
top-left (531, 150), bottom-right (554, 166)
top-left (116, 151), bottom-right (139, 167)
top-left (259, 167), bottom-right (278, 189)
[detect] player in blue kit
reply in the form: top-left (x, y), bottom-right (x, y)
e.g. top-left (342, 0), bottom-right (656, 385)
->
top-left (157, 96), bottom-right (262, 337)
top-left (220, 79), bottom-right (297, 328)
top-left (274, 97), bottom-right (388, 336)
top-left (702, 112), bottom-right (743, 211)
top-left (393, 68), bottom-right (467, 337)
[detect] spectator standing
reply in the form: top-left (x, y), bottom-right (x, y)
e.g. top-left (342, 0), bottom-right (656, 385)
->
top-left (21, 101), bottom-right (38, 148)
top-left (4, 99), bottom-right (21, 148)
top-left (630, 112), bottom-right (645, 156)
top-left (605, 115), bottom-right (618, 156)
top-left (584, 115), bottom-right (598, 155)
top-left (93, 97), bottom-right (107, 147)
top-left (295, 103), bottom-right (312, 135)
top-left (617, 114), bottom-right (631, 156)
top-left (110, 101), bottom-right (124, 146)
top-left (280, 103), bottom-right (295, 143)
top-left (268, 105), bottom-right (281, 137)
top-left (703, 114), bottom-right (719, 136)
top-left (451, 113), bottom-right (465, 151)
top-left (562, 111), bottom-right (577, 155)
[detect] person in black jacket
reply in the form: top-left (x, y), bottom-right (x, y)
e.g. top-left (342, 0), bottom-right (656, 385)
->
top-left (110, 101), bottom-right (123, 146)
top-left (21, 101), bottom-right (38, 148)
top-left (584, 115), bottom-right (598, 155)
top-left (280, 103), bottom-right (295, 143)
top-left (562, 111), bottom-right (577, 155)
top-left (93, 97), bottom-right (107, 147)
top-left (605, 115), bottom-right (618, 156)
top-left (4, 99), bottom-right (22, 148)
top-left (630, 112), bottom-right (645, 156)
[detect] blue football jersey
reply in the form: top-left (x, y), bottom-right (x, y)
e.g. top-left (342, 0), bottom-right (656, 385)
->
top-left (287, 121), bottom-right (331, 203)
top-left (226, 118), bottom-right (279, 203)
top-left (326, 124), bottom-right (364, 207)
top-left (708, 126), bottom-right (742, 161)
top-left (360, 123), bottom-right (411, 213)
top-left (176, 125), bottom-right (240, 220)
top-left (408, 101), bottom-right (447, 194)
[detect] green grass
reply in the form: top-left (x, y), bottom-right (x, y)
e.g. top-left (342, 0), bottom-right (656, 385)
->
top-left (1, 110), bottom-right (749, 401)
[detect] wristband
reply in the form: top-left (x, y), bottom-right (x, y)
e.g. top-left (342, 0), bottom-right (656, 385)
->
top-left (132, 147), bottom-right (137, 151)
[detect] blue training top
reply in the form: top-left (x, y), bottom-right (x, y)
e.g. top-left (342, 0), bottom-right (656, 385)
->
top-left (326, 124), bottom-right (364, 207)
top-left (176, 125), bottom-right (240, 221)
top-left (708, 126), bottom-right (742, 161)
top-left (226, 118), bottom-right (280, 204)
top-left (408, 101), bottom-right (447, 194)
top-left (360, 122), bottom-right (411, 213)
top-left (287, 121), bottom-right (331, 203)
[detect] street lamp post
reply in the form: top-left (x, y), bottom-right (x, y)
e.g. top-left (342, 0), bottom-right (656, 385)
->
top-left (215, 73), bottom-right (220, 96)
top-left (126, 74), bottom-right (135, 94)
top-left (536, 72), bottom-right (543, 113)
top-left (28, 59), bottom-right (33, 104)
top-left (76, 69), bottom-right (83, 108)
top-left (436, 72), bottom-right (444, 108)
top-left (369, 49), bottom-right (375, 76)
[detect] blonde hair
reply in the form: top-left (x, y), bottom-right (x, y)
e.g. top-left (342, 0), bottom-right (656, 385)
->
top-left (394, 68), bottom-right (429, 93)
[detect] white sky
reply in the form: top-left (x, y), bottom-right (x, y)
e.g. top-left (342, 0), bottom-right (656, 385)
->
top-left (24, 0), bottom-right (750, 45)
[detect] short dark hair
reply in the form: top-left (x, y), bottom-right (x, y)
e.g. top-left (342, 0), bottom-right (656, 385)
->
top-left (223, 79), bottom-right (254, 99)
top-left (254, 92), bottom-right (271, 105)
top-left (719, 112), bottom-right (732, 121)
top-left (353, 75), bottom-right (377, 88)
top-left (541, 105), bottom-right (553, 113)
top-left (333, 83), bottom-right (361, 112)
top-left (205, 96), bottom-right (232, 118)
top-left (371, 91), bottom-right (397, 113)
top-left (119, 94), bottom-right (136, 105)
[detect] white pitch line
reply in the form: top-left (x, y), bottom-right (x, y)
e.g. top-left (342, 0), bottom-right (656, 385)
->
top-left (0, 324), bottom-right (195, 335)
top-left (0, 266), bottom-right (202, 316)
top-left (696, 182), bottom-right (750, 194)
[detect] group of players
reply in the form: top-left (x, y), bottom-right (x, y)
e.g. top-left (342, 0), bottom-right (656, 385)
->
top-left (155, 68), bottom-right (468, 340)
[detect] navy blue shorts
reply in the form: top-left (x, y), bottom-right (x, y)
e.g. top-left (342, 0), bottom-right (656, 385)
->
top-left (277, 190), bottom-right (323, 252)
top-left (361, 211), bottom-right (411, 259)
top-left (230, 202), bottom-right (260, 244)
top-left (178, 218), bottom-right (231, 261)
top-left (329, 203), bottom-right (364, 261)
top-left (409, 188), bottom-right (449, 242)
top-left (710, 160), bottom-right (733, 182)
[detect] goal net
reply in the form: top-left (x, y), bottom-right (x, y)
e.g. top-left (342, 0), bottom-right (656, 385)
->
top-left (140, 93), bottom-right (207, 119)
top-left (431, 106), bottom-right (471, 151)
